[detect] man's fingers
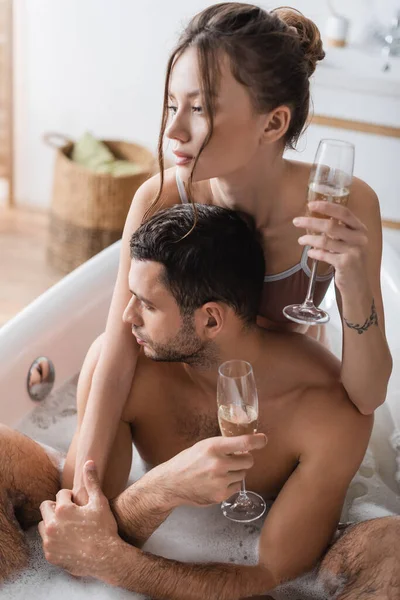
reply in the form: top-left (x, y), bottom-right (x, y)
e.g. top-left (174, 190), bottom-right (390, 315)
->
top-left (56, 489), bottom-right (73, 506)
top-left (219, 433), bottom-right (267, 454)
top-left (227, 469), bottom-right (248, 484)
top-left (83, 460), bottom-right (103, 504)
top-left (227, 481), bottom-right (242, 494)
top-left (226, 452), bottom-right (254, 471)
top-left (39, 500), bottom-right (56, 522)
top-left (38, 520), bottom-right (46, 540)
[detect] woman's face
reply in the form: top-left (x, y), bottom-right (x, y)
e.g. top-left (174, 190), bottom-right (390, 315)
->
top-left (165, 46), bottom-right (268, 182)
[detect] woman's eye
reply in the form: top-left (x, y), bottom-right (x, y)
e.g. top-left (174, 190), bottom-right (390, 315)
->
top-left (167, 105), bottom-right (203, 115)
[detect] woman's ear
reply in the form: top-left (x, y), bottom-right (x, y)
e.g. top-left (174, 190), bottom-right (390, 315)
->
top-left (261, 105), bottom-right (291, 144)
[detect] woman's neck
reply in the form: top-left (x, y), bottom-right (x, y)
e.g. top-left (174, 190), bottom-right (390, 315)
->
top-left (211, 149), bottom-right (290, 228)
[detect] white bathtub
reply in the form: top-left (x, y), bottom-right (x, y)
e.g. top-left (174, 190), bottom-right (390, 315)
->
top-left (1, 234), bottom-right (400, 600)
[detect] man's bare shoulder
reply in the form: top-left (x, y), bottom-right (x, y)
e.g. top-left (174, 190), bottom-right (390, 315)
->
top-left (259, 329), bottom-right (373, 460)
top-left (295, 381), bottom-right (374, 468)
top-left (260, 329), bottom-right (341, 389)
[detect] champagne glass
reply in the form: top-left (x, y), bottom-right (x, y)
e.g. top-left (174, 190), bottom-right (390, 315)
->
top-left (283, 139), bottom-right (355, 325)
top-left (217, 359), bottom-right (266, 522)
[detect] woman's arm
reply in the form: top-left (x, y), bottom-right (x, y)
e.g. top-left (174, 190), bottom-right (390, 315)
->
top-left (334, 182), bottom-right (392, 414)
top-left (294, 178), bottom-right (392, 415)
top-left (72, 173), bottom-right (176, 503)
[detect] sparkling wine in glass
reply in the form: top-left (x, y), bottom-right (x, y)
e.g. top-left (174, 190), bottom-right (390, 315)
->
top-left (217, 359), bottom-right (266, 522)
top-left (283, 139), bottom-right (355, 326)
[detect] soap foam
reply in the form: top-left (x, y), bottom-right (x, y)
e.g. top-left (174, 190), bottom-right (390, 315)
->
top-left (3, 353), bottom-right (400, 600)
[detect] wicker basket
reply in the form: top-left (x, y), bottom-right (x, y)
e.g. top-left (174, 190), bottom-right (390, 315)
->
top-left (45, 133), bottom-right (155, 273)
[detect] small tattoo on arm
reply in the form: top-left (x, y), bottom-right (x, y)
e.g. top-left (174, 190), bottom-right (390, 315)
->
top-left (344, 299), bottom-right (379, 334)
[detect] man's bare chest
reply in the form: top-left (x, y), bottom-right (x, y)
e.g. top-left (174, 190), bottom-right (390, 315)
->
top-left (130, 386), bottom-right (299, 500)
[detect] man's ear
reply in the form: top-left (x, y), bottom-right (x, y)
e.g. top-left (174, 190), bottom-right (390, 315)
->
top-left (197, 302), bottom-right (226, 339)
top-left (261, 105), bottom-right (291, 144)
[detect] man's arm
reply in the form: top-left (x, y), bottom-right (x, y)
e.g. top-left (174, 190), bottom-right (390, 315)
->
top-left (254, 385), bottom-right (373, 584)
top-left (110, 433), bottom-right (266, 547)
top-left (110, 467), bottom-right (177, 547)
top-left (99, 385), bottom-right (373, 600)
top-left (103, 541), bottom-right (276, 600)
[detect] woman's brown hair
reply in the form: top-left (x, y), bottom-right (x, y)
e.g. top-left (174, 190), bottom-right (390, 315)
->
top-left (145, 2), bottom-right (325, 222)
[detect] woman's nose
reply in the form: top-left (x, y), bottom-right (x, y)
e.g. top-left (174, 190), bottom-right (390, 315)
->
top-left (165, 111), bottom-right (190, 144)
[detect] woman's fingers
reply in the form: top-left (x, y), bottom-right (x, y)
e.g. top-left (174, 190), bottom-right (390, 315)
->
top-left (306, 248), bottom-right (341, 266)
top-left (295, 217), bottom-right (367, 242)
top-left (299, 235), bottom-right (362, 254)
top-left (307, 201), bottom-right (367, 231)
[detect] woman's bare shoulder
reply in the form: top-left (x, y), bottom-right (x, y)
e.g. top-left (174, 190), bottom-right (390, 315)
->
top-left (349, 175), bottom-right (380, 219)
top-left (136, 167), bottom-right (213, 210)
top-left (285, 157), bottom-right (313, 179)
top-left (135, 167), bottom-right (182, 209)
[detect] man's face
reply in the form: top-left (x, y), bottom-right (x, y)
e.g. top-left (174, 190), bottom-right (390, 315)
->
top-left (123, 260), bottom-right (213, 365)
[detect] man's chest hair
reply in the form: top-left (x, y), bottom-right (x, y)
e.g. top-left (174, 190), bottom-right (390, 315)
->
top-left (172, 406), bottom-right (221, 444)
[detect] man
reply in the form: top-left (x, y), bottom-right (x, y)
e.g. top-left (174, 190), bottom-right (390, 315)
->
top-left (1, 205), bottom-right (396, 598)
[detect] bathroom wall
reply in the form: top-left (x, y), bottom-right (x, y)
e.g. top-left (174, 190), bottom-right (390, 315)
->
top-left (13, 0), bottom-right (400, 208)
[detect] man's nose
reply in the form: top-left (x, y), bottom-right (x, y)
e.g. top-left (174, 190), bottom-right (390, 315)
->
top-left (122, 300), bottom-right (142, 327)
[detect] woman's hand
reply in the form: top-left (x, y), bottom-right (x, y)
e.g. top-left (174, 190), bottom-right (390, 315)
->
top-left (293, 200), bottom-right (370, 298)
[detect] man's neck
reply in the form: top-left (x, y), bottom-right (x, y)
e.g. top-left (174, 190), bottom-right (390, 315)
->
top-left (182, 325), bottom-right (266, 394)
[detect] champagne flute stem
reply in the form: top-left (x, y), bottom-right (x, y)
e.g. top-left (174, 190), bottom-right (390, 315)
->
top-left (304, 258), bottom-right (318, 304)
top-left (237, 478), bottom-right (251, 502)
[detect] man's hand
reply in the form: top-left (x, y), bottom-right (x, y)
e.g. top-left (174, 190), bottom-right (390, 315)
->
top-left (153, 433), bottom-right (267, 507)
top-left (71, 485), bottom-right (89, 507)
top-left (38, 461), bottom-right (121, 578)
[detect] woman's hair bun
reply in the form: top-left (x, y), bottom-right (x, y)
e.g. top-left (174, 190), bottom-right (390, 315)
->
top-left (273, 6), bottom-right (325, 77)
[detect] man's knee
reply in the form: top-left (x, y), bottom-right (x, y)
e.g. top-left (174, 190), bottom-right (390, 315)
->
top-left (0, 424), bottom-right (59, 527)
top-left (0, 424), bottom-right (23, 486)
top-left (318, 517), bottom-right (400, 596)
top-left (0, 491), bottom-right (29, 581)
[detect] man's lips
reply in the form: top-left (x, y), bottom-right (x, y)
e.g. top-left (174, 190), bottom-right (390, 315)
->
top-left (132, 331), bottom-right (146, 344)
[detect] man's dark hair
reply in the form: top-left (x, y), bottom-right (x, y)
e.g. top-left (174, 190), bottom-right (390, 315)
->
top-left (130, 204), bottom-right (265, 325)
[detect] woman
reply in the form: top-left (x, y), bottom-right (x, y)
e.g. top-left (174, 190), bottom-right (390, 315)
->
top-left (66, 3), bottom-right (392, 505)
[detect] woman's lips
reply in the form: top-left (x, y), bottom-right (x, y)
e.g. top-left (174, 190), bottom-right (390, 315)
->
top-left (173, 151), bottom-right (193, 166)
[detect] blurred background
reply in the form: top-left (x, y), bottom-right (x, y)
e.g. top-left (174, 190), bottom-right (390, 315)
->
top-left (1, 0), bottom-right (400, 326)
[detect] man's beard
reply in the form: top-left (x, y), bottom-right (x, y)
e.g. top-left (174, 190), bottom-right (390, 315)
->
top-left (139, 314), bottom-right (218, 369)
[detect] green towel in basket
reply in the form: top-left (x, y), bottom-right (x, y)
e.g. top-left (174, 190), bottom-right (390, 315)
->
top-left (72, 132), bottom-right (142, 176)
